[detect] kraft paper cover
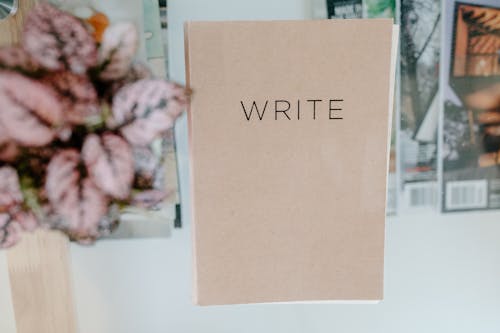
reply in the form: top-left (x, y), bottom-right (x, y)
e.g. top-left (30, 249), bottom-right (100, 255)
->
top-left (185, 19), bottom-right (397, 305)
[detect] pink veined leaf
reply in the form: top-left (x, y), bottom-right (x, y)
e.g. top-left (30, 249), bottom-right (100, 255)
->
top-left (0, 167), bottom-right (23, 212)
top-left (45, 149), bottom-right (109, 242)
top-left (111, 79), bottom-right (189, 146)
top-left (128, 62), bottom-right (152, 80)
top-left (82, 133), bottom-right (134, 200)
top-left (71, 204), bottom-right (120, 245)
top-left (22, 3), bottom-right (97, 74)
top-left (0, 214), bottom-right (22, 249)
top-left (133, 146), bottom-right (160, 189)
top-left (0, 142), bottom-right (19, 162)
top-left (0, 122), bottom-right (7, 146)
top-left (0, 72), bottom-right (63, 146)
top-left (106, 61), bottom-right (152, 99)
top-left (0, 47), bottom-right (39, 72)
top-left (0, 167), bottom-right (39, 248)
top-left (131, 190), bottom-right (167, 209)
top-left (0, 123), bottom-right (19, 162)
top-left (13, 211), bottom-right (38, 232)
top-left (42, 71), bottom-right (99, 125)
top-left (57, 126), bottom-right (73, 142)
top-left (98, 22), bottom-right (139, 81)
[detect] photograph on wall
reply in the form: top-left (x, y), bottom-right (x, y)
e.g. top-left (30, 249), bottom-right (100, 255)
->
top-left (363, 0), bottom-right (396, 18)
top-left (441, 0), bottom-right (500, 212)
top-left (399, 0), bottom-right (441, 211)
top-left (326, 0), bottom-right (363, 18)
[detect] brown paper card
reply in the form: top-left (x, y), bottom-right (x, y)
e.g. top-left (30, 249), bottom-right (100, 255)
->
top-left (185, 19), bottom-right (398, 305)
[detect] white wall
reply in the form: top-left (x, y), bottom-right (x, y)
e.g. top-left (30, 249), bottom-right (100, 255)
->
top-left (2, 1), bottom-right (500, 332)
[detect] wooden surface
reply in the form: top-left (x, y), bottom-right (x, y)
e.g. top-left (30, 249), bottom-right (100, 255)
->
top-left (0, 1), bottom-right (78, 332)
top-left (7, 231), bottom-right (77, 333)
top-left (0, 0), bottom-right (37, 45)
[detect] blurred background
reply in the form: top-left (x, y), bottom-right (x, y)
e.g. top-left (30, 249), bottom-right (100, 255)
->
top-left (1, 0), bottom-right (500, 332)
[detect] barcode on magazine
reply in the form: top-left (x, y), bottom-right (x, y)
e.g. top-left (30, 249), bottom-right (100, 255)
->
top-left (405, 182), bottom-right (437, 209)
top-left (488, 180), bottom-right (500, 209)
top-left (445, 180), bottom-right (487, 210)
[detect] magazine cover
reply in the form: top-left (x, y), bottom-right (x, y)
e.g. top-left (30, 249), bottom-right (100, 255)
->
top-left (400, 0), bottom-right (441, 211)
top-left (326, 0), bottom-right (363, 18)
top-left (441, 0), bottom-right (500, 212)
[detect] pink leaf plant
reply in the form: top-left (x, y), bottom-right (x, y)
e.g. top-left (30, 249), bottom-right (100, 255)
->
top-left (0, 3), bottom-right (189, 247)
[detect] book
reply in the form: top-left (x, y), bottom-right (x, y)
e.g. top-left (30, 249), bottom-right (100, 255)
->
top-left (185, 19), bottom-right (398, 305)
top-left (440, 0), bottom-right (500, 212)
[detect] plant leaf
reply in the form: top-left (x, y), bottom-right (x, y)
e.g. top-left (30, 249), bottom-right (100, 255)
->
top-left (0, 142), bottom-right (19, 163)
top-left (106, 61), bottom-right (152, 100)
top-left (82, 133), bottom-right (134, 200)
top-left (45, 149), bottom-right (108, 241)
top-left (0, 167), bottom-right (23, 212)
top-left (133, 146), bottom-right (160, 189)
top-left (0, 214), bottom-right (22, 249)
top-left (42, 71), bottom-right (99, 124)
top-left (13, 211), bottom-right (38, 232)
top-left (0, 72), bottom-right (63, 146)
top-left (0, 123), bottom-right (19, 162)
top-left (23, 3), bottom-right (97, 74)
top-left (131, 190), bottom-right (167, 208)
top-left (111, 79), bottom-right (188, 145)
top-left (98, 22), bottom-right (139, 81)
top-left (0, 47), bottom-right (39, 72)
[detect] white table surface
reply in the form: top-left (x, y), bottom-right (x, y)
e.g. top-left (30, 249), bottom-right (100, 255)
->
top-left (2, 209), bottom-right (500, 333)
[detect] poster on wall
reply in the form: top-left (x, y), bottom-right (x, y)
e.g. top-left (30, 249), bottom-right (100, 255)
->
top-left (399, 0), bottom-right (441, 211)
top-left (441, 0), bottom-right (500, 212)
